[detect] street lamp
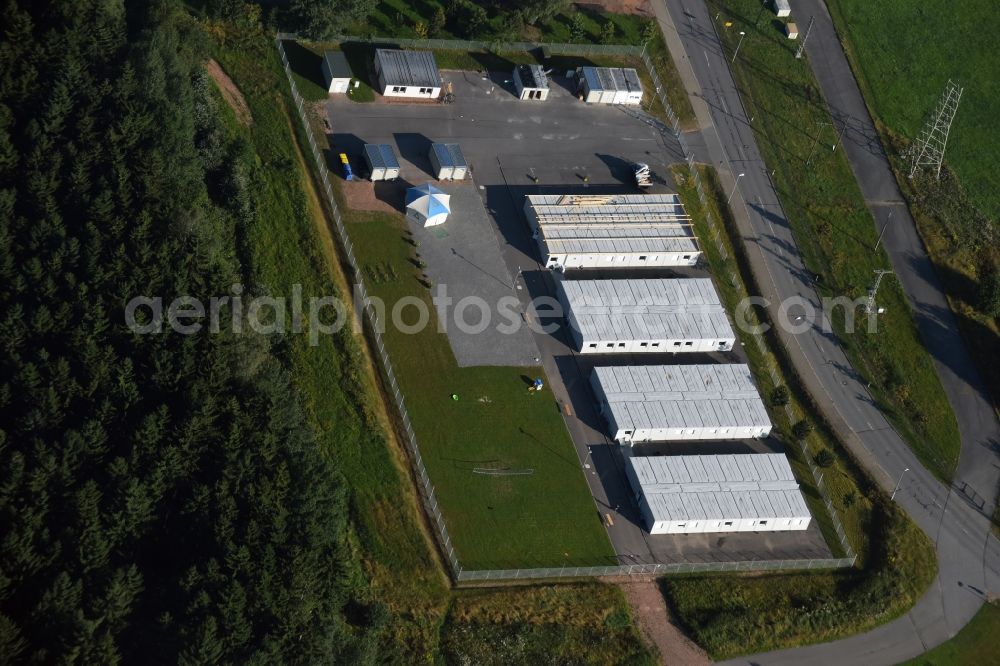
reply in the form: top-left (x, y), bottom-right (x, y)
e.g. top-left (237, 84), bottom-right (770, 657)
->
top-left (890, 467), bottom-right (910, 501)
top-left (727, 172), bottom-right (745, 204)
top-left (732, 31), bottom-right (747, 64)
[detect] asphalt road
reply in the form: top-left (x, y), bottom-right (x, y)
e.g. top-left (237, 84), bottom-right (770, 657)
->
top-left (653, 0), bottom-right (1000, 662)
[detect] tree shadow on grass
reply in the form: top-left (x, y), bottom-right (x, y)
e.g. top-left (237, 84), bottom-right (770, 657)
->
top-left (282, 40), bottom-right (325, 94)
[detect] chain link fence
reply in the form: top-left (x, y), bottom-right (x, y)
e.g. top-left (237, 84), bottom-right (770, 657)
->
top-left (276, 37), bottom-right (462, 578)
top-left (275, 35), bottom-right (855, 582)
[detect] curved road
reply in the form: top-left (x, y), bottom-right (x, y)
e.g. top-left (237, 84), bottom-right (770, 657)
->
top-left (651, 0), bottom-right (1000, 663)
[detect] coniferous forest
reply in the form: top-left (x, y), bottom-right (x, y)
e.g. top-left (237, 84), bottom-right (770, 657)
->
top-left (0, 1), bottom-right (369, 661)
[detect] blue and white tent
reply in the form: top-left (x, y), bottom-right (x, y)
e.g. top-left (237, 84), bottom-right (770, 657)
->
top-left (405, 183), bottom-right (451, 227)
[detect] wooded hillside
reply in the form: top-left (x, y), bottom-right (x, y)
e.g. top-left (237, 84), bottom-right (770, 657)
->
top-left (0, 1), bottom-right (368, 661)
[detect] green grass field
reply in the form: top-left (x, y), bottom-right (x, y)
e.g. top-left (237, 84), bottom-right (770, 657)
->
top-left (663, 163), bottom-right (937, 660)
top-left (341, 207), bottom-right (615, 570)
top-left (900, 601), bottom-right (1000, 666)
top-left (825, 0), bottom-right (1000, 415)
top-left (708, 0), bottom-right (961, 481)
top-left (826, 0), bottom-right (999, 223)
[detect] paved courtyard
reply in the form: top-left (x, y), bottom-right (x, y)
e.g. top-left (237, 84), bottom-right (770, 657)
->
top-left (405, 181), bottom-right (540, 367)
top-left (326, 69), bottom-right (836, 566)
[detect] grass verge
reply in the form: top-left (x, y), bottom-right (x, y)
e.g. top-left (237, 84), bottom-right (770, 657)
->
top-left (824, 0), bottom-right (1000, 416)
top-left (441, 585), bottom-right (657, 665)
top-left (663, 165), bottom-right (937, 659)
top-left (707, 0), bottom-right (961, 481)
top-left (899, 601), bottom-right (1000, 666)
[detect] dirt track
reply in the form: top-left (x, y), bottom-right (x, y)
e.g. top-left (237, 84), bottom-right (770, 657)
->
top-left (615, 580), bottom-right (709, 666)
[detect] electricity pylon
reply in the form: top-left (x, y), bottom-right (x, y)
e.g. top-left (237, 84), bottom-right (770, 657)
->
top-left (908, 80), bottom-right (963, 180)
top-left (866, 269), bottom-right (894, 314)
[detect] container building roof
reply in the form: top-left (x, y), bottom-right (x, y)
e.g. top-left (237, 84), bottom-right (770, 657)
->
top-left (431, 143), bottom-right (467, 168)
top-left (363, 144), bottom-right (400, 169)
top-left (560, 278), bottom-right (734, 342)
top-left (516, 64), bottom-right (548, 89)
top-left (627, 454), bottom-right (809, 522)
top-left (323, 51), bottom-right (352, 79)
top-left (374, 49), bottom-right (441, 88)
top-left (592, 364), bottom-right (771, 432)
top-left (527, 194), bottom-right (697, 256)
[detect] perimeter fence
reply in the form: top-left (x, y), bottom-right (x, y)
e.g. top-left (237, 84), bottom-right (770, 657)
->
top-left (275, 34), bottom-right (856, 583)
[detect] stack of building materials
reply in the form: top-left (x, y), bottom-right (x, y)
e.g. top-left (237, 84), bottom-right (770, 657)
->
top-left (524, 194), bottom-right (699, 269)
top-left (429, 143), bottom-right (468, 180)
top-left (624, 453), bottom-right (811, 534)
top-left (363, 144), bottom-right (400, 181)
top-left (590, 364), bottom-right (772, 443)
top-left (557, 278), bottom-right (735, 353)
top-left (633, 163), bottom-right (652, 188)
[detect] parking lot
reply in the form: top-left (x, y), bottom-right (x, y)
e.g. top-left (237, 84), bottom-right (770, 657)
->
top-left (326, 67), bottom-right (834, 566)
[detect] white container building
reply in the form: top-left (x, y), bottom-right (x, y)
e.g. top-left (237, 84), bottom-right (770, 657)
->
top-left (429, 143), bottom-right (468, 180)
top-left (513, 64), bottom-right (549, 100)
top-left (524, 193), bottom-right (700, 269)
top-left (590, 364), bottom-right (772, 443)
top-left (321, 51), bottom-right (352, 93)
top-left (363, 144), bottom-right (401, 181)
top-left (624, 453), bottom-right (812, 534)
top-left (373, 49), bottom-right (442, 99)
top-left (579, 66), bottom-right (643, 105)
top-left (773, 0), bottom-right (791, 17)
top-left (556, 278), bottom-right (736, 354)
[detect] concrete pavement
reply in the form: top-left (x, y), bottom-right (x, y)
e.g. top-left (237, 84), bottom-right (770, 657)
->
top-left (651, 0), bottom-right (1000, 662)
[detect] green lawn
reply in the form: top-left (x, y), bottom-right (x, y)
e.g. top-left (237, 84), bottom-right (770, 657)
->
top-left (664, 168), bottom-right (936, 661)
top-left (708, 0), bottom-right (961, 481)
top-left (900, 601), bottom-right (1000, 666)
top-left (341, 208), bottom-right (615, 570)
top-left (825, 0), bottom-right (1000, 223)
